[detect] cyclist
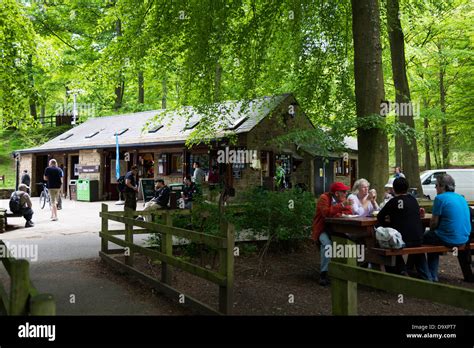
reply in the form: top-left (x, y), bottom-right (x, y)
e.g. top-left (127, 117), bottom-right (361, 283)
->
top-left (44, 158), bottom-right (63, 221)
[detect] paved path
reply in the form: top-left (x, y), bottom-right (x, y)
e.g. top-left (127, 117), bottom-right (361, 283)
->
top-left (0, 198), bottom-right (188, 315)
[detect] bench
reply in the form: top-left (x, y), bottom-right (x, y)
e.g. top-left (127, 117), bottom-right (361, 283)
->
top-left (371, 243), bottom-right (474, 256)
top-left (0, 208), bottom-right (24, 232)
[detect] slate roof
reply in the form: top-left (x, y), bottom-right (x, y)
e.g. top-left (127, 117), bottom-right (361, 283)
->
top-left (17, 94), bottom-right (290, 153)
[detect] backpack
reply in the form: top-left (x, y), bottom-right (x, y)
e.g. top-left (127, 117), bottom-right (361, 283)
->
top-left (9, 192), bottom-right (22, 214)
top-left (117, 176), bottom-right (126, 192)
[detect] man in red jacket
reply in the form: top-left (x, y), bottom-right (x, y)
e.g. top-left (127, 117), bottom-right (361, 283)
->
top-left (312, 182), bottom-right (353, 286)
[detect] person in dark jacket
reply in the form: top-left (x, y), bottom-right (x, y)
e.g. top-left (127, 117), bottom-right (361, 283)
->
top-left (140, 179), bottom-right (170, 222)
top-left (377, 177), bottom-right (431, 281)
top-left (181, 176), bottom-right (197, 209)
top-left (124, 165), bottom-right (139, 212)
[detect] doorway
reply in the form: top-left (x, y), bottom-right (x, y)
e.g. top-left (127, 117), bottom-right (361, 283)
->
top-left (314, 157), bottom-right (336, 196)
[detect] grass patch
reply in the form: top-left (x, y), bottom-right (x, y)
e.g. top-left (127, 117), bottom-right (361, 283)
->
top-left (0, 126), bottom-right (72, 188)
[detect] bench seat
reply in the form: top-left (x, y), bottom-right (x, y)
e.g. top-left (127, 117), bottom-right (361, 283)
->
top-left (371, 243), bottom-right (474, 256)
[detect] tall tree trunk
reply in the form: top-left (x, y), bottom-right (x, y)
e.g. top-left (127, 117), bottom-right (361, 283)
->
top-left (386, 0), bottom-right (423, 194)
top-left (114, 19), bottom-right (124, 111)
top-left (161, 78), bottom-right (167, 109)
top-left (395, 131), bottom-right (402, 167)
top-left (27, 55), bottom-right (37, 120)
top-left (439, 62), bottom-right (449, 168)
top-left (351, 0), bottom-right (389, 193)
top-left (138, 70), bottom-right (144, 104)
top-left (423, 115), bottom-right (431, 170)
top-left (433, 133), bottom-right (440, 168)
top-left (214, 62), bottom-right (222, 102)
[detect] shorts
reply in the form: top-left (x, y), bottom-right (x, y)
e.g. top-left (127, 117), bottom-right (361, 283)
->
top-left (49, 189), bottom-right (61, 205)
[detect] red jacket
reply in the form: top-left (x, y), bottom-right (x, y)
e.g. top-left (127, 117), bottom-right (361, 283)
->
top-left (311, 192), bottom-right (353, 241)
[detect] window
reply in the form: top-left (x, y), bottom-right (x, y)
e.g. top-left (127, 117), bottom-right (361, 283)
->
top-left (60, 134), bottom-right (73, 141)
top-left (85, 131), bottom-right (99, 139)
top-left (115, 128), bottom-right (129, 136)
top-left (423, 172), bottom-right (446, 185)
top-left (225, 116), bottom-right (248, 130)
top-left (184, 120), bottom-right (199, 130)
top-left (170, 153), bottom-right (183, 174)
top-left (148, 124), bottom-right (163, 133)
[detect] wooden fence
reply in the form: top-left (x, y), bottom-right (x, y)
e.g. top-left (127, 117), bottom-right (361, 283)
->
top-left (0, 241), bottom-right (55, 315)
top-left (99, 204), bottom-right (235, 315)
top-left (329, 236), bottom-right (474, 315)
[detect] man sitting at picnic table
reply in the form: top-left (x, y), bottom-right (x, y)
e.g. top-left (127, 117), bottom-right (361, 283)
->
top-left (423, 174), bottom-right (473, 282)
top-left (139, 179), bottom-right (170, 222)
top-left (376, 177), bottom-right (432, 281)
top-left (311, 182), bottom-right (353, 286)
top-left (347, 178), bottom-right (379, 217)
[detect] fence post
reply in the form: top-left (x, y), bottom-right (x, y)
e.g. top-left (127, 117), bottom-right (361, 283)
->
top-left (218, 221), bottom-right (234, 314)
top-left (124, 209), bottom-right (134, 266)
top-left (101, 204), bottom-right (109, 253)
top-left (30, 294), bottom-right (56, 315)
top-left (330, 235), bottom-right (358, 315)
top-left (161, 211), bottom-right (173, 285)
top-left (9, 259), bottom-right (30, 315)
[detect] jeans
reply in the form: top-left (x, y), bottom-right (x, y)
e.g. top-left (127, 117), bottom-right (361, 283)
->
top-left (21, 207), bottom-right (33, 222)
top-left (319, 232), bottom-right (332, 273)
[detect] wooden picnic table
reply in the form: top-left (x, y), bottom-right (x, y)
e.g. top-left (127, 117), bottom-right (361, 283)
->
top-left (325, 214), bottom-right (432, 265)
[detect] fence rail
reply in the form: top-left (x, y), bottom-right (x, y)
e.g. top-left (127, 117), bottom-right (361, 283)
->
top-left (0, 241), bottom-right (55, 315)
top-left (329, 236), bottom-right (474, 315)
top-left (99, 204), bottom-right (235, 315)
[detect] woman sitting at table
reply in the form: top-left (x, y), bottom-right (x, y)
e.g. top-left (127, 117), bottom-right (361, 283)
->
top-left (376, 177), bottom-right (432, 281)
top-left (347, 178), bottom-right (379, 217)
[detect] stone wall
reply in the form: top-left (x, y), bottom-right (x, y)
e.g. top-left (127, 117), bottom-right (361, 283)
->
top-left (232, 95), bottom-right (315, 196)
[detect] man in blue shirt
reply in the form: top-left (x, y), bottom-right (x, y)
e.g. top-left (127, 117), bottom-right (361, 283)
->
top-left (423, 174), bottom-right (473, 282)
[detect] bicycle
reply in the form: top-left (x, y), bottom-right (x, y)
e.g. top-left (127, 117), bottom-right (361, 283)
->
top-left (39, 183), bottom-right (51, 209)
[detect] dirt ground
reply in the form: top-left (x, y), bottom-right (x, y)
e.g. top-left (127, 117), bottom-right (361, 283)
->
top-left (94, 241), bottom-right (474, 316)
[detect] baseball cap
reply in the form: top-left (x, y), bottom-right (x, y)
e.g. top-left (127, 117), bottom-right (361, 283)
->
top-left (330, 182), bottom-right (350, 192)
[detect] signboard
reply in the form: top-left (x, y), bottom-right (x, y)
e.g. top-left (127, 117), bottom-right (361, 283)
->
top-left (77, 165), bottom-right (100, 173)
top-left (138, 178), bottom-right (156, 204)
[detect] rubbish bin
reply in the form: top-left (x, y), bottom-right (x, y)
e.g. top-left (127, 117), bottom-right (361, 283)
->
top-left (77, 179), bottom-right (99, 202)
top-left (169, 184), bottom-right (184, 209)
top-left (69, 180), bottom-right (77, 201)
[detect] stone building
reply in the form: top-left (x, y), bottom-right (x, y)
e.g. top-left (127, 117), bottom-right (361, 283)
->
top-left (15, 94), bottom-right (358, 199)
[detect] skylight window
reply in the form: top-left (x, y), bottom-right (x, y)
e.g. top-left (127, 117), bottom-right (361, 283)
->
top-left (148, 124), bottom-right (163, 133)
top-left (85, 131), bottom-right (99, 139)
top-left (114, 128), bottom-right (129, 136)
top-left (184, 120), bottom-right (199, 130)
top-left (225, 116), bottom-right (248, 130)
top-left (60, 134), bottom-right (73, 141)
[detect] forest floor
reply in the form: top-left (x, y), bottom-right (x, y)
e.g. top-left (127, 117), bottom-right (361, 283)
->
top-left (103, 240), bottom-right (473, 316)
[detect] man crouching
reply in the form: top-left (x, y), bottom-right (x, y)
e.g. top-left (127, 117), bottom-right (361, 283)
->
top-left (10, 184), bottom-right (34, 228)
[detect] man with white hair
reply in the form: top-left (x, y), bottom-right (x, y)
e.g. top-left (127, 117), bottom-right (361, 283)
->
top-left (44, 158), bottom-right (63, 221)
top-left (10, 184), bottom-right (34, 227)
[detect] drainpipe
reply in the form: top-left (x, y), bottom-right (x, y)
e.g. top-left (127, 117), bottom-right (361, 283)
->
top-left (14, 152), bottom-right (20, 191)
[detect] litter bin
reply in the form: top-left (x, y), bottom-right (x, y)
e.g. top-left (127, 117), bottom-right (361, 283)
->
top-left (69, 180), bottom-right (77, 200)
top-left (169, 184), bottom-right (184, 209)
top-left (77, 179), bottom-right (99, 202)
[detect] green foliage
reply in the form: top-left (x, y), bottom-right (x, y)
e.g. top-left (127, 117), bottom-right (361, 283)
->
top-left (234, 187), bottom-right (315, 243)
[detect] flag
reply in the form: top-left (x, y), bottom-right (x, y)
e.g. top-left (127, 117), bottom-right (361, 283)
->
top-left (115, 134), bottom-right (120, 180)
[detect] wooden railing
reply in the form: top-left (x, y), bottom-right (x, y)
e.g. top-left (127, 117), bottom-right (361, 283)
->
top-left (329, 236), bottom-right (474, 315)
top-left (0, 241), bottom-right (55, 315)
top-left (99, 204), bottom-right (235, 315)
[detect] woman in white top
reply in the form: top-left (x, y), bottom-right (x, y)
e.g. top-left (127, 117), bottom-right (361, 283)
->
top-left (347, 178), bottom-right (380, 217)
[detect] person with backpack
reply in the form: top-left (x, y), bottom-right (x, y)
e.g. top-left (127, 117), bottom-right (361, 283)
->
top-left (10, 184), bottom-right (34, 228)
